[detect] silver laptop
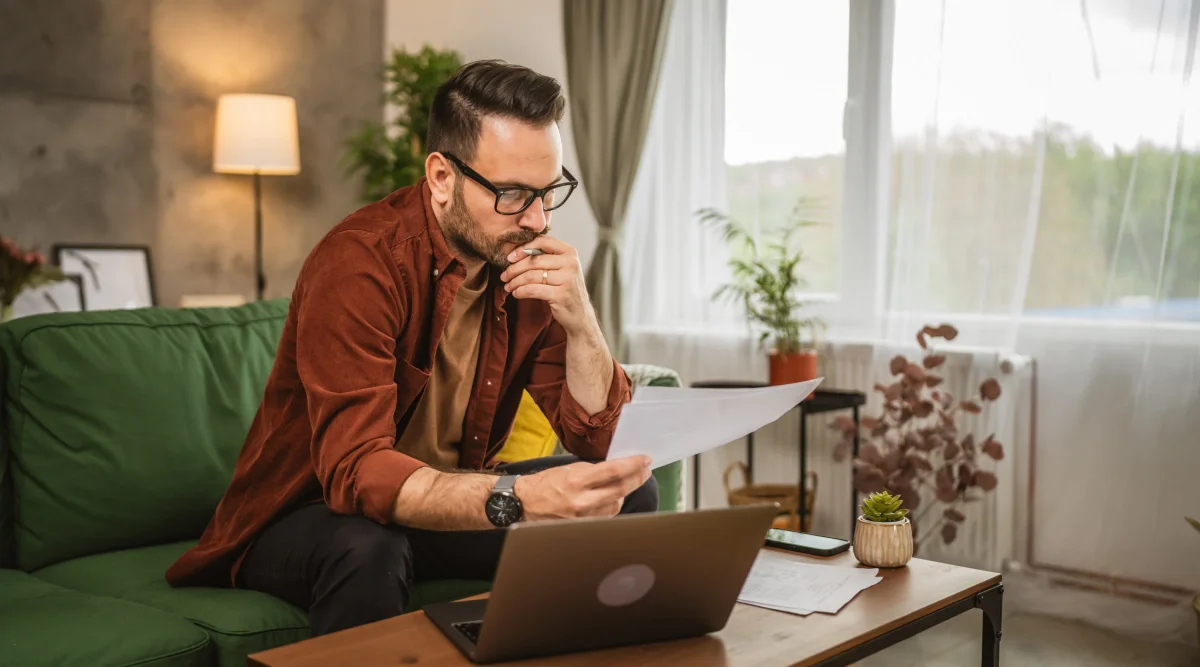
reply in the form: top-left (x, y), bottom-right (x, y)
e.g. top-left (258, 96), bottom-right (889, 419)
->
top-left (423, 504), bottom-right (777, 663)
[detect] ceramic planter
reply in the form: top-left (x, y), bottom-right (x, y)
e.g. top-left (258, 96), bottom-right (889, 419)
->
top-left (853, 515), bottom-right (914, 568)
top-left (768, 349), bottom-right (818, 386)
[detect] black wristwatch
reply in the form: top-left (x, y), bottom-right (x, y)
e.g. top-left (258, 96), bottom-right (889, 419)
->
top-left (486, 475), bottom-right (523, 527)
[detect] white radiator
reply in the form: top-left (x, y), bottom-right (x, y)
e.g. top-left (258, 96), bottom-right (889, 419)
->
top-left (680, 338), bottom-right (1033, 573)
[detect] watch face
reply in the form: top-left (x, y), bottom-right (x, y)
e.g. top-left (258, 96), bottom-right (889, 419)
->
top-left (486, 492), bottom-right (522, 527)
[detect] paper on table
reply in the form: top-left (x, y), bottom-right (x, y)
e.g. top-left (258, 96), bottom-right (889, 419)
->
top-left (737, 550), bottom-right (882, 615)
top-left (606, 378), bottom-right (824, 469)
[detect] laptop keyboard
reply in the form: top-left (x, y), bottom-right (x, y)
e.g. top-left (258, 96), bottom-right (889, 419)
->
top-left (453, 620), bottom-right (483, 644)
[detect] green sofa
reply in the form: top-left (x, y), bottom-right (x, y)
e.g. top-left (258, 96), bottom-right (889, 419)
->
top-left (0, 299), bottom-right (680, 667)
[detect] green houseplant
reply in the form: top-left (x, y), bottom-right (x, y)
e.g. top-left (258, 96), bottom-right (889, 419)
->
top-left (343, 45), bottom-right (463, 201)
top-left (0, 237), bottom-right (64, 322)
top-left (854, 489), bottom-right (914, 567)
top-left (697, 201), bottom-right (824, 385)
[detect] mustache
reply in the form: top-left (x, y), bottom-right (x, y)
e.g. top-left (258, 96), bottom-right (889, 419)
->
top-left (497, 230), bottom-right (542, 245)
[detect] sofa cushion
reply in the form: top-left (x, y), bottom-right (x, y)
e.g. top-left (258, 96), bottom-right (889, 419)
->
top-left (0, 567), bottom-right (212, 667)
top-left (0, 300), bottom-right (288, 570)
top-left (34, 541), bottom-right (309, 667)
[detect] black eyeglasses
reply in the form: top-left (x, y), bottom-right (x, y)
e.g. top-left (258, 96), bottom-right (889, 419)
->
top-left (441, 152), bottom-right (579, 215)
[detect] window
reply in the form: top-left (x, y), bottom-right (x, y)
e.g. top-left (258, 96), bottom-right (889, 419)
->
top-left (724, 0), bottom-right (849, 296)
top-left (889, 0), bottom-right (1200, 322)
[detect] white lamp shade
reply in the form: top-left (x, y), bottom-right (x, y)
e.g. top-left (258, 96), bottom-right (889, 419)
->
top-left (213, 94), bottom-right (301, 175)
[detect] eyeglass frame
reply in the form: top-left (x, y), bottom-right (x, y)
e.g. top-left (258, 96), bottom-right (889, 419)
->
top-left (440, 152), bottom-right (579, 216)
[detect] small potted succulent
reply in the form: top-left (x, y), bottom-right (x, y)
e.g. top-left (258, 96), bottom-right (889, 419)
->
top-left (854, 489), bottom-right (914, 568)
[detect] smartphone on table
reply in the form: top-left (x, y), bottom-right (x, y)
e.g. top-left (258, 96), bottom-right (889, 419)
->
top-left (764, 528), bottom-right (851, 557)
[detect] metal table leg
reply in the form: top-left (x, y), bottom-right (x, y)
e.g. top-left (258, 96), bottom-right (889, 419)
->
top-left (978, 583), bottom-right (1003, 667)
top-left (691, 453), bottom-right (700, 510)
top-left (851, 404), bottom-right (861, 537)
top-left (798, 406), bottom-right (807, 532)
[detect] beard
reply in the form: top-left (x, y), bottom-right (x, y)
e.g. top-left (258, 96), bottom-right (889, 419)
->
top-left (441, 182), bottom-right (540, 269)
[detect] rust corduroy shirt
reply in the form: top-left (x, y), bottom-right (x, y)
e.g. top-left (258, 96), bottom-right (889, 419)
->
top-left (166, 179), bottom-right (631, 588)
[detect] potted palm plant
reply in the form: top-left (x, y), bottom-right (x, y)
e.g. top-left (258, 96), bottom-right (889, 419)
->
top-left (697, 202), bottom-right (823, 386)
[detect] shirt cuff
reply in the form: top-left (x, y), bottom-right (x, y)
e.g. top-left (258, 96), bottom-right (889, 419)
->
top-left (559, 358), bottom-right (631, 435)
top-left (353, 448), bottom-right (428, 524)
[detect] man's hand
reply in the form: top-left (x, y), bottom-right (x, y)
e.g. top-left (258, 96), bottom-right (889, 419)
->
top-left (500, 237), bottom-right (597, 337)
top-left (514, 455), bottom-right (653, 521)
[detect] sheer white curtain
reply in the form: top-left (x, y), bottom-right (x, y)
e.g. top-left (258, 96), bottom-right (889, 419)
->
top-left (887, 0), bottom-right (1200, 641)
top-left (623, 0), bottom-right (750, 382)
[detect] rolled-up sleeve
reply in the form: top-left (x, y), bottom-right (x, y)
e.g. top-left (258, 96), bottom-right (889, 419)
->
top-left (524, 320), bottom-right (631, 460)
top-left (295, 230), bottom-right (426, 523)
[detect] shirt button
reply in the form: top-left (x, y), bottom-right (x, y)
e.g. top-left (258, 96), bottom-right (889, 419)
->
top-left (495, 316), bottom-right (500, 322)
top-left (473, 436), bottom-right (479, 441)
top-left (433, 268), bottom-right (439, 276)
top-left (486, 380), bottom-right (492, 386)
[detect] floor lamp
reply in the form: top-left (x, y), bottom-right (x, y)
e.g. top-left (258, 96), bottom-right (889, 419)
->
top-left (213, 94), bottom-right (301, 301)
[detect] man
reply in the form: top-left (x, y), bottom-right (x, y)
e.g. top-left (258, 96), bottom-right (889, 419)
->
top-left (166, 60), bottom-right (655, 636)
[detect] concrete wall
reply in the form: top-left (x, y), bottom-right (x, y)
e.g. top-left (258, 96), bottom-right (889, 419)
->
top-left (0, 0), bottom-right (384, 307)
top-left (385, 0), bottom-right (600, 264)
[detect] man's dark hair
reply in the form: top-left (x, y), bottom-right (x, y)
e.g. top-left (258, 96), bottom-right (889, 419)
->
top-left (426, 60), bottom-right (566, 161)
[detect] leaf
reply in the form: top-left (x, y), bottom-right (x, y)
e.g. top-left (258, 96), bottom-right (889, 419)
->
top-left (861, 417), bottom-right (879, 430)
top-left (873, 382), bottom-right (890, 396)
top-left (907, 451), bottom-right (934, 472)
top-left (983, 439), bottom-right (1005, 460)
top-left (943, 442), bottom-right (961, 460)
top-left (935, 324), bottom-right (959, 340)
top-left (959, 400), bottom-right (982, 414)
top-left (923, 354), bottom-right (946, 369)
top-left (924, 375), bottom-right (944, 388)
top-left (1187, 516), bottom-right (1200, 534)
top-left (885, 383), bottom-right (904, 401)
top-left (936, 485), bottom-right (959, 503)
top-left (980, 378), bottom-right (1002, 401)
top-left (942, 521), bottom-right (959, 544)
top-left (833, 440), bottom-right (851, 462)
top-left (890, 355), bottom-right (908, 376)
top-left (974, 470), bottom-right (998, 491)
top-left (832, 415), bottom-right (856, 432)
top-left (944, 508), bottom-right (966, 522)
top-left (904, 363), bottom-right (926, 382)
top-left (960, 434), bottom-right (975, 455)
top-left (860, 442), bottom-right (886, 468)
top-left (913, 400), bottom-right (935, 418)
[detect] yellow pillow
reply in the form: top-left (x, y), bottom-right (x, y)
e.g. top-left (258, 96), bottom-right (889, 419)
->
top-left (494, 390), bottom-right (558, 463)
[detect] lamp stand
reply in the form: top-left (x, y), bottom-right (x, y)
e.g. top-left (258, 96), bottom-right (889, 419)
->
top-left (253, 171), bottom-right (265, 301)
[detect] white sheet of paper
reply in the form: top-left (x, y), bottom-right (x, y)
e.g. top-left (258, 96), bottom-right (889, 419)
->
top-left (737, 550), bottom-right (882, 615)
top-left (606, 378), bottom-right (824, 469)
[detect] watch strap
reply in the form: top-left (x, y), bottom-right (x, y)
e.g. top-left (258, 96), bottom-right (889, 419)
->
top-left (493, 474), bottom-right (519, 493)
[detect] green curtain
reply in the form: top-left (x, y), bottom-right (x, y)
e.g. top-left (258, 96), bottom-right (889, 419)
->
top-left (562, 0), bottom-right (673, 358)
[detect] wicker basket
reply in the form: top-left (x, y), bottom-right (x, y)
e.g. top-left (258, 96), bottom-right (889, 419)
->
top-left (722, 461), bottom-right (817, 532)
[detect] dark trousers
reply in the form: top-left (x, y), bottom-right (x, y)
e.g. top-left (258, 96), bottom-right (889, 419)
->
top-left (239, 455), bottom-right (659, 636)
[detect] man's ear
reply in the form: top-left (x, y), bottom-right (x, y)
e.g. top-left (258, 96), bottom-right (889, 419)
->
top-left (425, 152), bottom-right (455, 206)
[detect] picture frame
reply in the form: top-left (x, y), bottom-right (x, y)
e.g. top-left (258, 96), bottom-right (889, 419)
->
top-left (52, 244), bottom-right (156, 311)
top-left (10, 274), bottom-right (87, 319)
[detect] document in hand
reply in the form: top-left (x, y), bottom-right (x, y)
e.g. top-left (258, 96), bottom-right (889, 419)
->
top-left (605, 378), bottom-right (824, 469)
top-left (737, 549), bottom-right (882, 616)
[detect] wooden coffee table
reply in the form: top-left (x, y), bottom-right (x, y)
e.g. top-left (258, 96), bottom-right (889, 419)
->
top-left (248, 549), bottom-right (1003, 667)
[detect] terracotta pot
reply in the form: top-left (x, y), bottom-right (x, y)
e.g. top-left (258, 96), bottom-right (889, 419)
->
top-left (768, 349), bottom-right (818, 386)
top-left (853, 516), bottom-right (914, 568)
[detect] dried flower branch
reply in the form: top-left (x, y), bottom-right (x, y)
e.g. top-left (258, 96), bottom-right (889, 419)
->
top-left (831, 324), bottom-right (1004, 549)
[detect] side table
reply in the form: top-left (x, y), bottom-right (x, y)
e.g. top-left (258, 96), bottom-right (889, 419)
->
top-left (690, 382), bottom-right (867, 537)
